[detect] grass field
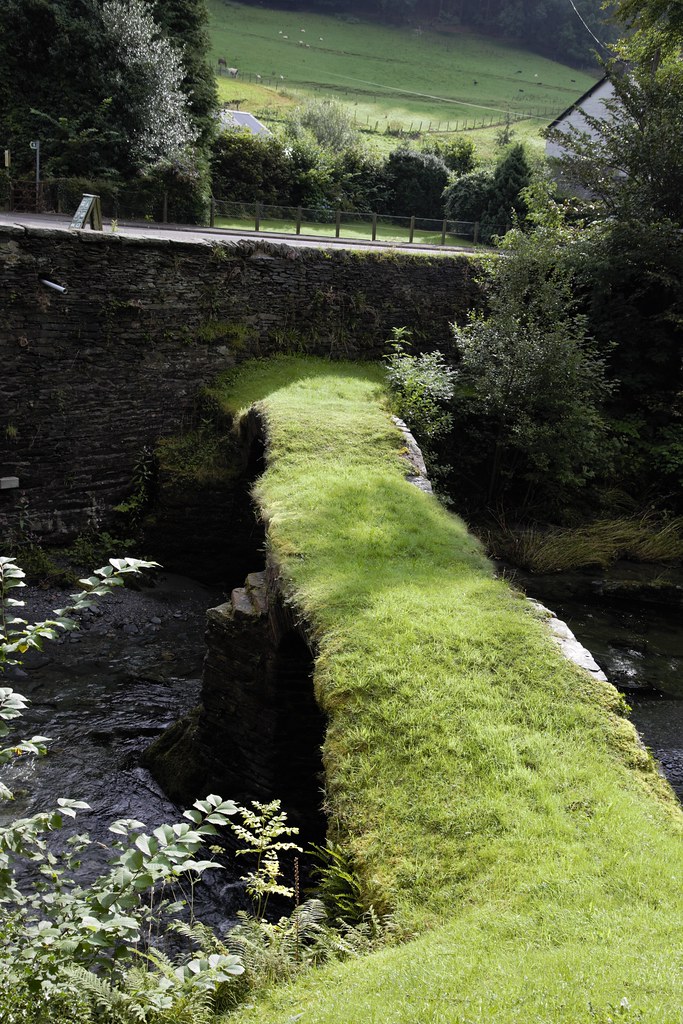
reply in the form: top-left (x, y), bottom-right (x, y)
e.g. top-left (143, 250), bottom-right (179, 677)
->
top-left (209, 356), bottom-right (683, 1024)
top-left (208, 1), bottom-right (599, 160)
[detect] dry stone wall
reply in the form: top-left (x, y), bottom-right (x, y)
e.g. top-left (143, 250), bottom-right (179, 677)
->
top-left (0, 224), bottom-right (481, 540)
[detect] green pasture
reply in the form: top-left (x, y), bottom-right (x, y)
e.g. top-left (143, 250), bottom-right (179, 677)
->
top-left (209, 0), bottom-right (599, 157)
top-left (211, 356), bottom-right (683, 1024)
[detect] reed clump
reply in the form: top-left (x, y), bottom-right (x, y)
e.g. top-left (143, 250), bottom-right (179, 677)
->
top-left (488, 514), bottom-right (683, 573)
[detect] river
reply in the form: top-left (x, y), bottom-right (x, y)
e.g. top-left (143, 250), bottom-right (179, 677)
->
top-left (0, 571), bottom-right (247, 929)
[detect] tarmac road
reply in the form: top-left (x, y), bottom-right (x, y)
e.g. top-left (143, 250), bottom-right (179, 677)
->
top-left (0, 210), bottom-right (473, 255)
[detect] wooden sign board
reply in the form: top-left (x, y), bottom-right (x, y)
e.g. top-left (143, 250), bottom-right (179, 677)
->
top-left (70, 193), bottom-right (103, 231)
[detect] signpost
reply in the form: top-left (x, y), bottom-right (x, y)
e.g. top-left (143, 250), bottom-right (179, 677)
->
top-left (29, 139), bottom-right (40, 207)
top-left (69, 193), bottom-right (103, 231)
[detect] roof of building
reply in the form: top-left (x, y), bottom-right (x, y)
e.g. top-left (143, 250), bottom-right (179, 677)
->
top-left (547, 74), bottom-right (611, 131)
top-left (219, 110), bottom-right (272, 137)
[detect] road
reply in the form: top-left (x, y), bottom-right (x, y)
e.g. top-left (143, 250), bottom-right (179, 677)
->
top-left (0, 210), bottom-right (473, 255)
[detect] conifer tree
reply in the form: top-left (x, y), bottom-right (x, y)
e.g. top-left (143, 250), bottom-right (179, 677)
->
top-left (480, 143), bottom-right (531, 240)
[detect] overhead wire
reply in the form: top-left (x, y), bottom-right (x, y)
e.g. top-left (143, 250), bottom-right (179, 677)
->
top-left (567, 0), bottom-right (613, 56)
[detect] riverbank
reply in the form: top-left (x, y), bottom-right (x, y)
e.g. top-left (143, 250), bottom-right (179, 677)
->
top-left (211, 355), bottom-right (683, 1024)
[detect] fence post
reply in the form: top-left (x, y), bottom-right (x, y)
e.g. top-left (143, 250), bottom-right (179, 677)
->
top-left (335, 210), bottom-right (341, 238)
top-left (162, 191), bottom-right (168, 224)
top-left (441, 219), bottom-right (446, 245)
top-left (210, 197), bottom-right (215, 228)
top-left (255, 202), bottom-right (260, 232)
top-left (372, 212), bottom-right (377, 242)
top-left (473, 221), bottom-right (480, 244)
top-left (296, 206), bottom-right (302, 234)
top-left (409, 216), bottom-right (415, 244)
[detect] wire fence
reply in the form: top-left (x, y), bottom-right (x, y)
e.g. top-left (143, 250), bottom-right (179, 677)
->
top-left (217, 68), bottom-right (562, 128)
top-left (2, 179), bottom-right (504, 247)
top-left (211, 199), bottom-right (502, 245)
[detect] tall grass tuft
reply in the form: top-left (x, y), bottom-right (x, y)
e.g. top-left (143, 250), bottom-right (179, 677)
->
top-left (488, 514), bottom-right (683, 573)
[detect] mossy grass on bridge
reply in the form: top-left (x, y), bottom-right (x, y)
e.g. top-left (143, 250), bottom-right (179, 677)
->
top-left (213, 356), bottom-right (682, 1023)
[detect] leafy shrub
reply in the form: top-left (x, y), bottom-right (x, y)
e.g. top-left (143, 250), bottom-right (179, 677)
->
top-left (285, 100), bottom-right (360, 153)
top-left (210, 128), bottom-right (294, 204)
top-left (381, 147), bottom-right (450, 219)
top-left (423, 136), bottom-right (476, 176)
top-left (384, 331), bottom-right (456, 445)
top-left (442, 169), bottom-right (493, 222)
top-left (452, 311), bottom-right (613, 508)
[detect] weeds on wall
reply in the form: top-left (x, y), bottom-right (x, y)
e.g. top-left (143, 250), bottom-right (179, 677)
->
top-left (383, 327), bottom-right (456, 445)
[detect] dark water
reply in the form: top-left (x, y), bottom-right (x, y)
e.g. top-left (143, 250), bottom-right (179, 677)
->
top-left (0, 572), bottom-right (245, 929)
top-left (513, 564), bottom-right (683, 800)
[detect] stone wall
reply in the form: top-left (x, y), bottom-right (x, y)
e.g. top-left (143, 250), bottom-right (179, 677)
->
top-left (0, 224), bottom-right (482, 541)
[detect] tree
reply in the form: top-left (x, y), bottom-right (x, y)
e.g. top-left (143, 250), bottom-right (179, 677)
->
top-left (101, 0), bottom-right (197, 167)
top-left (151, 0), bottom-right (218, 148)
top-left (0, 0), bottom-right (114, 176)
top-left (285, 100), bottom-right (360, 153)
top-left (546, 55), bottom-right (683, 223)
top-left (543, 34), bottom-right (683, 501)
top-left (480, 142), bottom-right (531, 240)
top-left (442, 169), bottom-right (493, 222)
top-left (610, 0), bottom-right (683, 41)
top-left (381, 147), bottom-right (449, 219)
top-left (0, 0), bottom-right (213, 181)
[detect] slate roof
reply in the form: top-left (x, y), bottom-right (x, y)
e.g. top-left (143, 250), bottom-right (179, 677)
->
top-left (219, 110), bottom-right (272, 137)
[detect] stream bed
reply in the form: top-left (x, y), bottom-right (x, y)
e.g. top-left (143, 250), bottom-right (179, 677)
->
top-left (0, 571), bottom-right (246, 929)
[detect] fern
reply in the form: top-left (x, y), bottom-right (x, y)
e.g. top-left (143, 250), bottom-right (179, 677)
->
top-left (65, 955), bottom-right (217, 1024)
top-left (63, 965), bottom-right (145, 1021)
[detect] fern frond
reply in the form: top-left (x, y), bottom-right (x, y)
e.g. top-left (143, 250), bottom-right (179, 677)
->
top-left (63, 964), bottom-right (142, 1016)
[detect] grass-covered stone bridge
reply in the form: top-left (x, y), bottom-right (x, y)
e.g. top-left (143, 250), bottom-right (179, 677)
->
top-left (203, 356), bottom-right (682, 1024)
